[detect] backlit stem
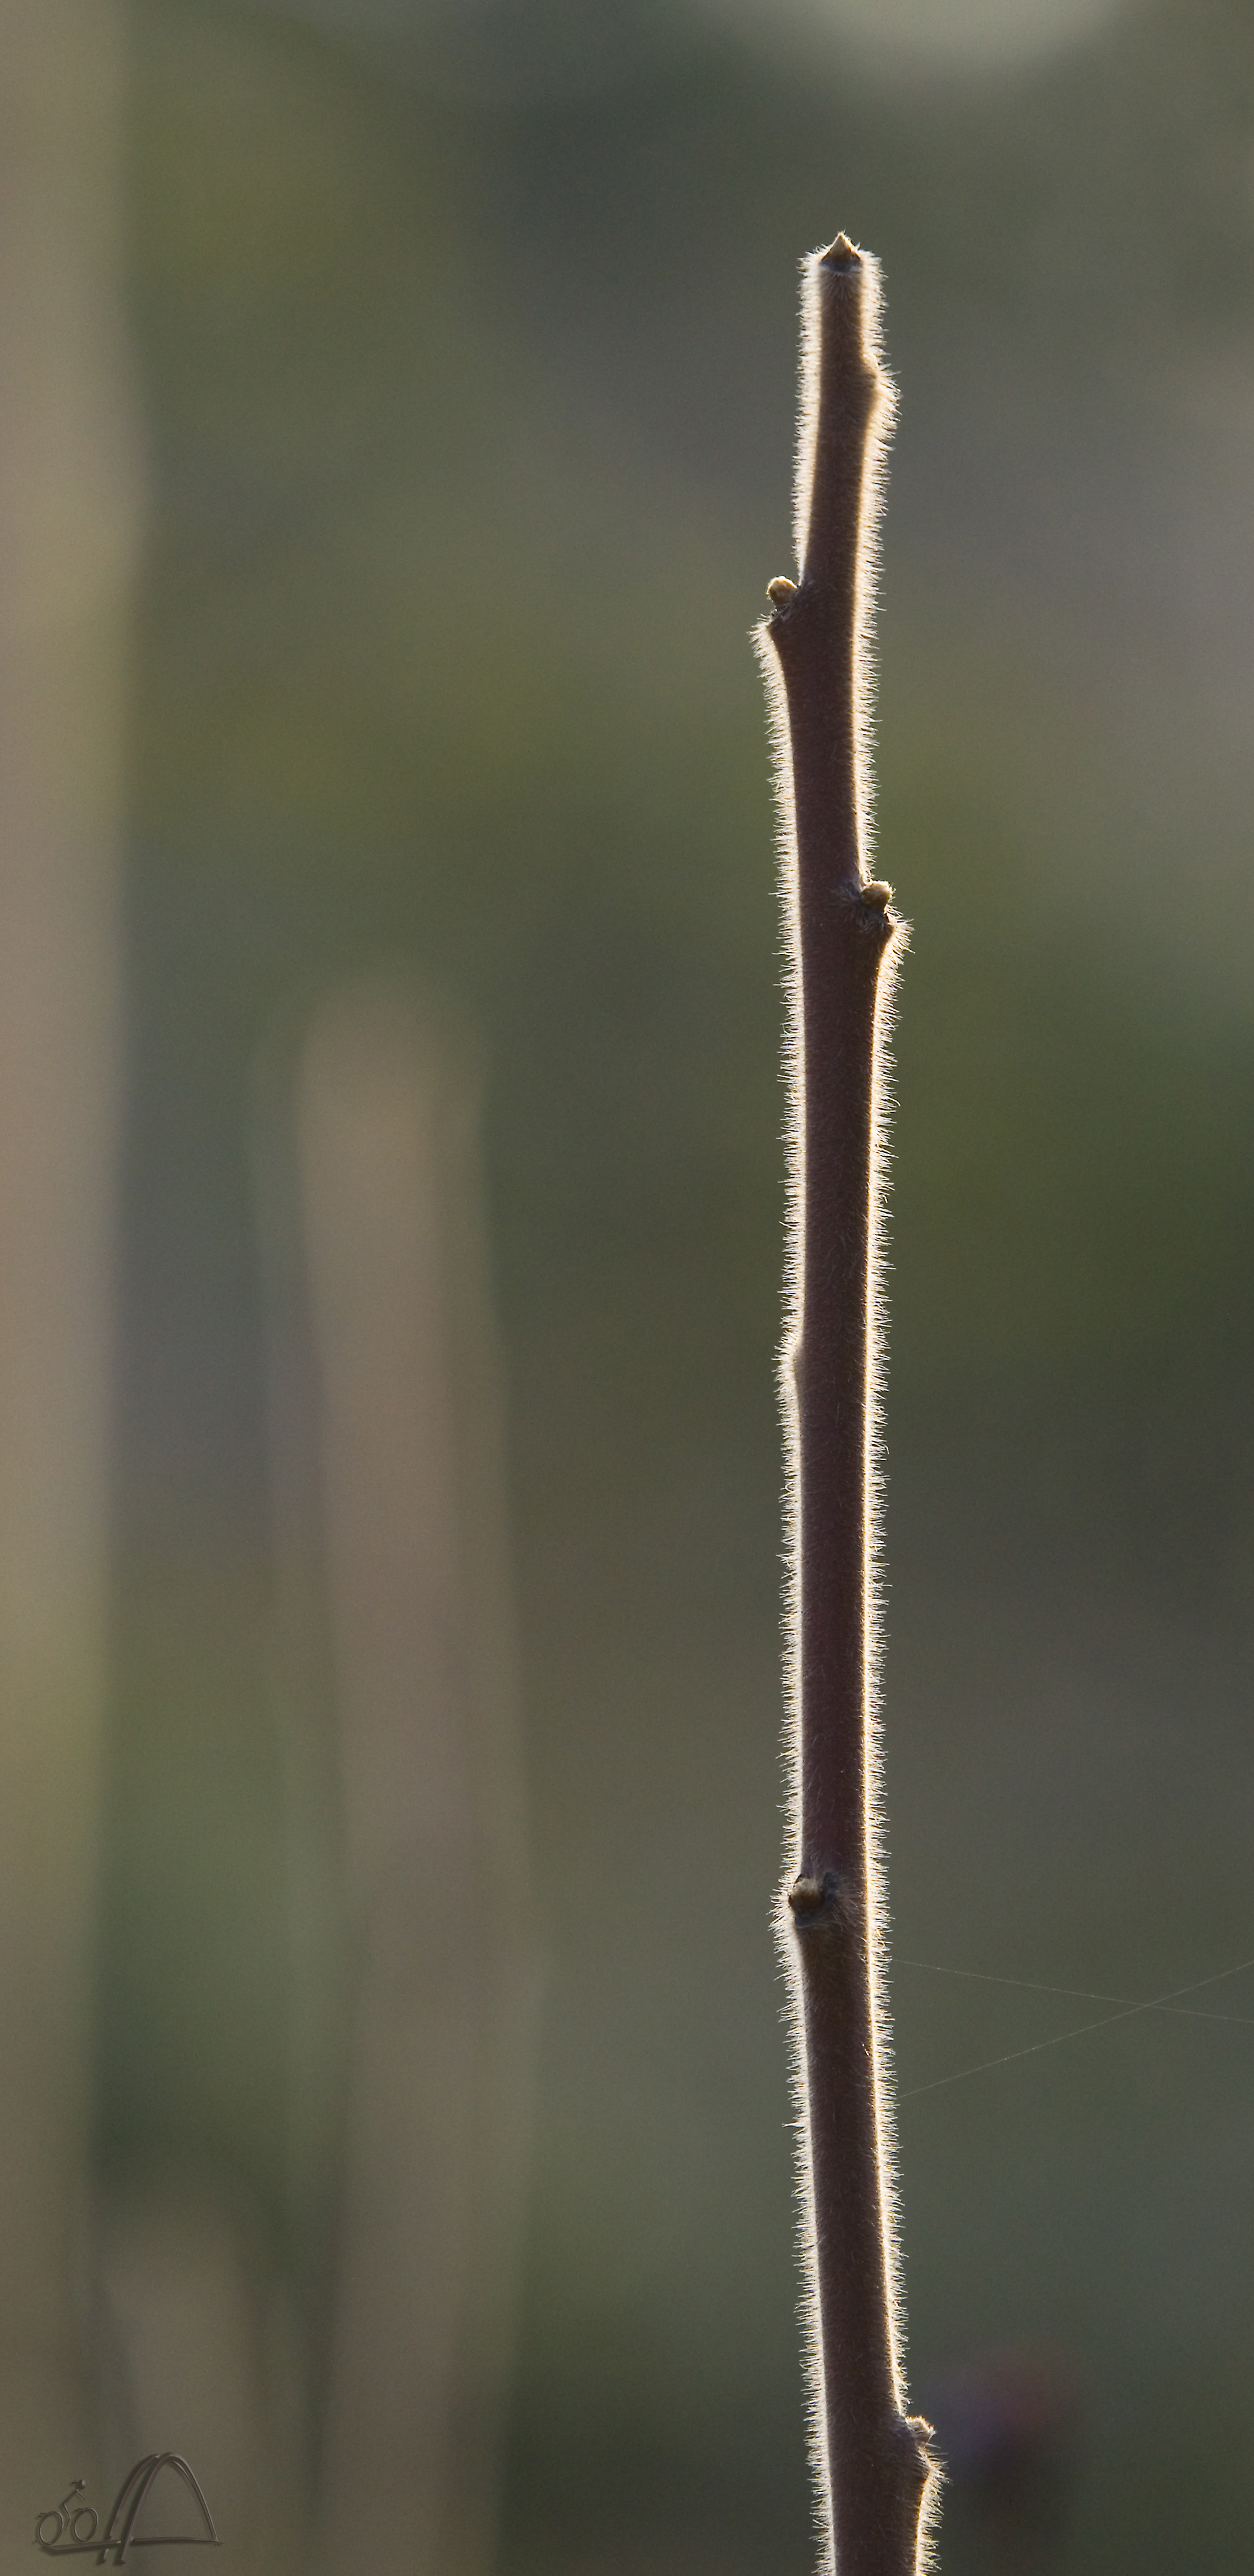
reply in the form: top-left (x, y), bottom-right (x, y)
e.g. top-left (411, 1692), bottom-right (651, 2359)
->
top-left (758, 237), bottom-right (937, 2576)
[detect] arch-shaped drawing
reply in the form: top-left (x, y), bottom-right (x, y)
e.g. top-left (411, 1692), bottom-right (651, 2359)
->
top-left (100, 2454), bottom-right (220, 2562)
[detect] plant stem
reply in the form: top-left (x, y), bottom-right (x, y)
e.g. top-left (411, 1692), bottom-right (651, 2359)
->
top-left (0, 0), bottom-right (132, 2524)
top-left (758, 238), bottom-right (937, 2576)
top-left (288, 983), bottom-right (536, 2576)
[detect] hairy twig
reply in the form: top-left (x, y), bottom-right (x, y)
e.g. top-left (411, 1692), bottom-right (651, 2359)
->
top-left (757, 238), bottom-right (938, 2576)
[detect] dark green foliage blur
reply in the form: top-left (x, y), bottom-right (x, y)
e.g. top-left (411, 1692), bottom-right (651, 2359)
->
top-left (103, 1), bottom-right (1254, 2567)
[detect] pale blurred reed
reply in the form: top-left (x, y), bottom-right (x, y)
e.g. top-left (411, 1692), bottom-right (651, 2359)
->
top-left (278, 980), bottom-right (535, 2576)
top-left (0, 0), bottom-right (136, 2556)
top-left (101, 985), bottom-right (535, 2573)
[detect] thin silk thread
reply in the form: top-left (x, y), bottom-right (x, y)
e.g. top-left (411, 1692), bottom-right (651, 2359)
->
top-left (900, 1950), bottom-right (1254, 2100)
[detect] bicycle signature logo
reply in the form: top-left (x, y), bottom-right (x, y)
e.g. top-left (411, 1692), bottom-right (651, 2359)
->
top-left (34, 2458), bottom-right (219, 2563)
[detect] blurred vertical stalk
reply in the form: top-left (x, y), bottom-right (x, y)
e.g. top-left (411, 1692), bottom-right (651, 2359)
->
top-left (288, 982), bottom-right (535, 2576)
top-left (758, 241), bottom-right (936, 2576)
top-left (0, 0), bottom-right (135, 2543)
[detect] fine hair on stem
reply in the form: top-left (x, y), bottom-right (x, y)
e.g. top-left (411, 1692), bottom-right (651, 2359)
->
top-left (757, 236), bottom-right (939, 2576)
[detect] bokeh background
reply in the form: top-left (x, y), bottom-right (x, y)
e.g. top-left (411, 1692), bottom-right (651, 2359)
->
top-left (4, 0), bottom-right (1254, 2569)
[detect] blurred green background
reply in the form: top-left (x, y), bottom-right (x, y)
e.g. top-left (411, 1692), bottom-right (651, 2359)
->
top-left (87, 0), bottom-right (1254, 2567)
